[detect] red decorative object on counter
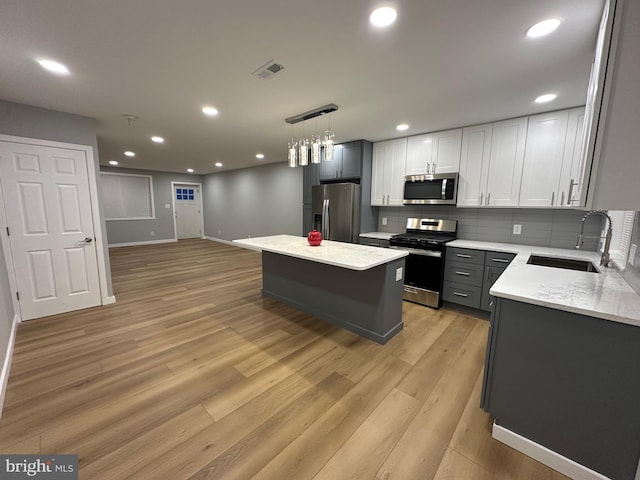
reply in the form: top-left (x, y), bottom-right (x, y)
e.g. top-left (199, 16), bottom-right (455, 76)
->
top-left (307, 229), bottom-right (322, 246)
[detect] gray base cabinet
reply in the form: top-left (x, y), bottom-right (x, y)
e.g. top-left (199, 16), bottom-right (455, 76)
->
top-left (482, 298), bottom-right (640, 480)
top-left (359, 237), bottom-right (390, 248)
top-left (443, 247), bottom-right (514, 311)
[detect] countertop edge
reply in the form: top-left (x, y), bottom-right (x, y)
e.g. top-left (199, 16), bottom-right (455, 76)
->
top-left (233, 236), bottom-right (408, 271)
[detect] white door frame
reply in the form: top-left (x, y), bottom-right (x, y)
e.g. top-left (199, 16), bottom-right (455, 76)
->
top-left (170, 181), bottom-right (204, 241)
top-left (0, 134), bottom-right (113, 322)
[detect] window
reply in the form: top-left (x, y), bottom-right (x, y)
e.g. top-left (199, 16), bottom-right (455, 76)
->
top-left (176, 188), bottom-right (194, 201)
top-left (100, 172), bottom-right (155, 220)
top-left (609, 210), bottom-right (635, 268)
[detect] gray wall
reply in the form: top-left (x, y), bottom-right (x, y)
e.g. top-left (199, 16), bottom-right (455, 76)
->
top-left (0, 244), bottom-right (15, 392)
top-left (621, 212), bottom-right (640, 295)
top-left (0, 100), bottom-right (113, 296)
top-left (203, 162), bottom-right (302, 241)
top-left (100, 167), bottom-right (204, 245)
top-left (377, 206), bottom-right (603, 251)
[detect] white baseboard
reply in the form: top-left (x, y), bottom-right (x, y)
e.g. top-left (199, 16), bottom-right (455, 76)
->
top-left (492, 423), bottom-right (611, 480)
top-left (0, 314), bottom-right (19, 421)
top-left (103, 295), bottom-right (116, 305)
top-left (108, 239), bottom-right (177, 248)
top-left (204, 236), bottom-right (237, 247)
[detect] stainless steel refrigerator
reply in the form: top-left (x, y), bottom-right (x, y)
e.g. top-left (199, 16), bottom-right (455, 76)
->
top-left (312, 183), bottom-right (361, 243)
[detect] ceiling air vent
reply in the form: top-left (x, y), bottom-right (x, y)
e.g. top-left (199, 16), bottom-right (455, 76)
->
top-left (252, 60), bottom-right (284, 80)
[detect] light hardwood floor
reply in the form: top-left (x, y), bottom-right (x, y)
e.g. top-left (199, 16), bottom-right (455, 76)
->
top-left (0, 239), bottom-right (568, 479)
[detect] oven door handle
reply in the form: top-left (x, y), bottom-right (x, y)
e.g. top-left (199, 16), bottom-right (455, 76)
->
top-left (389, 246), bottom-right (442, 258)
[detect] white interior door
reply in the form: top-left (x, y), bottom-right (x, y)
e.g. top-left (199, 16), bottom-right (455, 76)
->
top-left (0, 141), bottom-right (101, 320)
top-left (174, 185), bottom-right (202, 239)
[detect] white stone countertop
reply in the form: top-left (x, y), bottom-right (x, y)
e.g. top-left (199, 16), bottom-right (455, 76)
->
top-left (359, 232), bottom-right (399, 240)
top-left (233, 234), bottom-right (408, 271)
top-left (448, 239), bottom-right (640, 328)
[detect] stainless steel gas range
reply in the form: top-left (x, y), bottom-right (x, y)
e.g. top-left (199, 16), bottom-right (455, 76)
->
top-left (389, 218), bottom-right (457, 308)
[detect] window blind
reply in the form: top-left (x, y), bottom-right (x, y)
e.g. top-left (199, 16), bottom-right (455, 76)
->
top-left (100, 172), bottom-right (155, 220)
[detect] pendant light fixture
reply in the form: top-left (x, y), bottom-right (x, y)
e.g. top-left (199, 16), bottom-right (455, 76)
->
top-left (285, 104), bottom-right (338, 167)
top-left (298, 121), bottom-right (309, 166)
top-left (311, 118), bottom-right (322, 164)
top-left (323, 112), bottom-right (335, 161)
top-left (287, 124), bottom-right (297, 168)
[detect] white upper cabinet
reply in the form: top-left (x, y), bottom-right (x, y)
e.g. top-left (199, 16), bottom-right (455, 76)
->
top-left (583, 0), bottom-right (640, 210)
top-left (457, 118), bottom-right (527, 207)
top-left (457, 124), bottom-right (492, 207)
top-left (371, 138), bottom-right (407, 206)
top-left (519, 110), bottom-right (570, 207)
top-left (406, 128), bottom-right (462, 175)
top-left (485, 117), bottom-right (528, 207)
top-left (559, 107), bottom-right (586, 207)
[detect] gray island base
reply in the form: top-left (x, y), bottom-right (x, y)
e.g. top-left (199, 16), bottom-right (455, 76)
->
top-left (262, 251), bottom-right (404, 344)
top-left (233, 235), bottom-right (408, 345)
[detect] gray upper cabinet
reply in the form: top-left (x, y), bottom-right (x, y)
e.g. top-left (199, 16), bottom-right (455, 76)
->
top-left (303, 163), bottom-right (320, 204)
top-left (320, 141), bottom-right (362, 181)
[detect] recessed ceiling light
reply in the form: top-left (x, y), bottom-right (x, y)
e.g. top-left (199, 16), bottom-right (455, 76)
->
top-left (37, 59), bottom-right (70, 75)
top-left (535, 93), bottom-right (557, 103)
top-left (124, 151), bottom-right (136, 157)
top-left (151, 136), bottom-right (164, 143)
top-left (109, 160), bottom-right (118, 166)
top-left (202, 106), bottom-right (219, 116)
top-left (396, 124), bottom-right (409, 131)
top-left (215, 162), bottom-right (223, 167)
top-left (187, 168), bottom-right (194, 173)
top-left (370, 7), bottom-right (397, 27)
top-left (256, 153), bottom-right (265, 159)
top-left (525, 18), bottom-right (562, 38)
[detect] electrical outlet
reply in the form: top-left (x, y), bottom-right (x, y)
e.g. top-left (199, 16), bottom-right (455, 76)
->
top-left (630, 244), bottom-right (638, 267)
top-left (218, 229), bottom-right (222, 235)
top-left (395, 267), bottom-right (403, 282)
top-left (382, 217), bottom-right (388, 226)
top-left (513, 224), bottom-right (522, 235)
top-left (150, 231), bottom-right (155, 236)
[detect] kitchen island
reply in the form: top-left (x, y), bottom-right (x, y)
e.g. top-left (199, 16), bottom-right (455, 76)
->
top-left (233, 235), bottom-right (408, 344)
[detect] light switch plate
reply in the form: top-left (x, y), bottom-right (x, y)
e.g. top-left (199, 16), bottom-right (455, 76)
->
top-left (513, 224), bottom-right (522, 235)
top-left (396, 267), bottom-right (403, 281)
top-left (165, 203), bottom-right (170, 209)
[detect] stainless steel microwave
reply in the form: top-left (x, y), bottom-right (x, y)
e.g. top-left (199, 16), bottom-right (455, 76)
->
top-left (403, 173), bottom-right (458, 205)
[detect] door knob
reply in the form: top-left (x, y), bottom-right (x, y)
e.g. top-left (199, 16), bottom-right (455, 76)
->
top-left (84, 237), bottom-right (93, 243)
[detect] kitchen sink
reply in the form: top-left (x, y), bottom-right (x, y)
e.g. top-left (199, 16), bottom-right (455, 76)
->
top-left (527, 254), bottom-right (600, 273)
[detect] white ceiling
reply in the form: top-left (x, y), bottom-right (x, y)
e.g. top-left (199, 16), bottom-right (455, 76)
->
top-left (0, 0), bottom-right (603, 174)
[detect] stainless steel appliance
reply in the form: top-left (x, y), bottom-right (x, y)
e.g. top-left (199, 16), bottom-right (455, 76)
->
top-left (312, 183), bottom-right (361, 243)
top-left (403, 172), bottom-right (458, 205)
top-left (390, 218), bottom-right (457, 308)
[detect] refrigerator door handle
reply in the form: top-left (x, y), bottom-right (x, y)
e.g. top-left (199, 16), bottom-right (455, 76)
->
top-left (321, 199), bottom-right (328, 239)
top-left (324, 199), bottom-right (330, 239)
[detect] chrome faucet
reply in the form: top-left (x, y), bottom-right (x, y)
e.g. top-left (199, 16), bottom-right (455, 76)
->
top-left (576, 210), bottom-right (613, 267)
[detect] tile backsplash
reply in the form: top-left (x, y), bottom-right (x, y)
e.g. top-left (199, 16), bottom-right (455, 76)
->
top-left (621, 212), bottom-right (640, 295)
top-left (377, 206), bottom-right (604, 251)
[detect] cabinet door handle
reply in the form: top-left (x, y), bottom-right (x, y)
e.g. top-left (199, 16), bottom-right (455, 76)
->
top-left (568, 179), bottom-right (577, 204)
top-left (456, 254), bottom-right (472, 258)
top-left (453, 292), bottom-right (468, 298)
top-left (455, 271), bottom-right (471, 276)
top-left (480, 193), bottom-right (483, 205)
top-left (491, 258), bottom-right (509, 263)
top-left (551, 192), bottom-right (555, 206)
top-left (486, 193), bottom-right (491, 205)
top-left (561, 191), bottom-right (565, 206)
